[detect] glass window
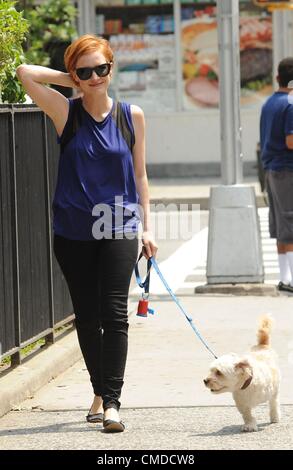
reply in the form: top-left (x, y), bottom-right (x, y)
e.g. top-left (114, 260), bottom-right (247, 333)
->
top-left (96, 0), bottom-right (177, 112)
top-left (95, 1), bottom-right (273, 112)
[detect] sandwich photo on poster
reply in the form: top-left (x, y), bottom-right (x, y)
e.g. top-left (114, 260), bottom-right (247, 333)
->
top-left (240, 16), bottom-right (272, 105)
top-left (182, 14), bottom-right (272, 110)
top-left (182, 18), bottom-right (218, 109)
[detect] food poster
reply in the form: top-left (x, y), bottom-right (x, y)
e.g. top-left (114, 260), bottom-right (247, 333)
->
top-left (240, 15), bottom-right (273, 106)
top-left (182, 10), bottom-right (273, 109)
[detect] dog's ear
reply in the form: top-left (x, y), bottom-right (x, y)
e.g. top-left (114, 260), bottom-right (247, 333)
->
top-left (235, 359), bottom-right (253, 389)
top-left (235, 359), bottom-right (251, 373)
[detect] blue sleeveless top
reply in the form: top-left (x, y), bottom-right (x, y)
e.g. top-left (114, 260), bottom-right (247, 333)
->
top-left (52, 98), bottom-right (141, 240)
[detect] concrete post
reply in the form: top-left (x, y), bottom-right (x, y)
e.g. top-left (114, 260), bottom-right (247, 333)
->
top-left (207, 186), bottom-right (264, 283)
top-left (77, 0), bottom-right (96, 36)
top-left (206, 0), bottom-right (264, 285)
top-left (217, 0), bottom-right (243, 185)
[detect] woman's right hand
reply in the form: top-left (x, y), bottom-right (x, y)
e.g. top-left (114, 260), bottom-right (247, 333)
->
top-left (142, 231), bottom-right (158, 259)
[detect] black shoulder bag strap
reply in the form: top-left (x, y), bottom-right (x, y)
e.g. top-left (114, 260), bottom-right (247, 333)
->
top-left (111, 101), bottom-right (135, 153)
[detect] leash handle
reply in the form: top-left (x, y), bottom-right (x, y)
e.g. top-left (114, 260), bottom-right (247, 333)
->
top-left (135, 252), bottom-right (154, 317)
top-left (134, 251), bottom-right (152, 296)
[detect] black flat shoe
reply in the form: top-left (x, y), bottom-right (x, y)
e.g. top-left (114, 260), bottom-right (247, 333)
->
top-left (103, 419), bottom-right (125, 433)
top-left (86, 412), bottom-right (104, 423)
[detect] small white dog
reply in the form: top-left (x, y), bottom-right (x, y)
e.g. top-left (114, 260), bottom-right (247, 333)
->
top-left (204, 315), bottom-right (280, 432)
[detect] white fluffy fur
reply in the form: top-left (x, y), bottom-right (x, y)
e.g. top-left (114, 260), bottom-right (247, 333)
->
top-left (204, 315), bottom-right (281, 432)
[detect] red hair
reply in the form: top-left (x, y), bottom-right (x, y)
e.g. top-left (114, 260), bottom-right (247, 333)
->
top-left (64, 34), bottom-right (114, 84)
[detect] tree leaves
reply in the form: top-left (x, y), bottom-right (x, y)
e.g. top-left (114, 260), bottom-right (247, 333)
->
top-left (0, 0), bottom-right (29, 102)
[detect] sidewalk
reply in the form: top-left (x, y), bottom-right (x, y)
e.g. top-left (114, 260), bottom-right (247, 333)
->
top-left (1, 176), bottom-right (292, 450)
top-left (0, 295), bottom-right (292, 449)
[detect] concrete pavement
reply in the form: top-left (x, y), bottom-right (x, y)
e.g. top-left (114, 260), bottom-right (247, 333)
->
top-left (0, 406), bottom-right (292, 450)
top-left (0, 295), bottom-right (292, 450)
top-left (1, 176), bottom-right (292, 450)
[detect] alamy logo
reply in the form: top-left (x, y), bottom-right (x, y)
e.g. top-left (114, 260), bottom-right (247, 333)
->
top-left (92, 196), bottom-right (141, 239)
top-left (91, 196), bottom-right (201, 240)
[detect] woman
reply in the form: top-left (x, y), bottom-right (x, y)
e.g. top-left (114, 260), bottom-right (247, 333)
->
top-left (16, 34), bottom-right (157, 433)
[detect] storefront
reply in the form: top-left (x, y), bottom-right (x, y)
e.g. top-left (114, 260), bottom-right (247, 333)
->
top-left (80, 1), bottom-right (284, 176)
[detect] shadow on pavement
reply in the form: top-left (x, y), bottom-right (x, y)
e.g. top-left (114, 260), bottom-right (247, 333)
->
top-left (192, 421), bottom-right (271, 437)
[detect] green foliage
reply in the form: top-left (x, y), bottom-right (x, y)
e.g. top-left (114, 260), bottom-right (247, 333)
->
top-left (1, 66), bottom-right (27, 103)
top-left (23, 0), bottom-right (78, 67)
top-left (0, 0), bottom-right (29, 103)
top-left (0, 0), bottom-right (78, 103)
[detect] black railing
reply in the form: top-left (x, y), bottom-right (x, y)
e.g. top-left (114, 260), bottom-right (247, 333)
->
top-left (0, 104), bottom-right (73, 365)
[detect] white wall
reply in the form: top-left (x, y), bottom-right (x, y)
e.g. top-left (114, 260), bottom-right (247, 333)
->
top-left (145, 107), bottom-right (261, 166)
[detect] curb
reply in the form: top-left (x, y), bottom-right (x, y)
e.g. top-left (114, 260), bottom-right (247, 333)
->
top-left (150, 197), bottom-right (210, 210)
top-left (0, 330), bottom-right (81, 419)
top-left (150, 195), bottom-right (267, 210)
top-left (194, 283), bottom-right (278, 296)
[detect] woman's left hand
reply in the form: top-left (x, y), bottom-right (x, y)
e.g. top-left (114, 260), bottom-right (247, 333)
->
top-left (141, 231), bottom-right (158, 259)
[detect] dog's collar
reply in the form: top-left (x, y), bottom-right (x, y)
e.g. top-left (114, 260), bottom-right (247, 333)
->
top-left (241, 375), bottom-right (253, 390)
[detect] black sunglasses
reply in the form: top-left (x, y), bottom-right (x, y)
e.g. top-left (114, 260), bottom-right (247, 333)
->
top-left (75, 63), bottom-right (112, 80)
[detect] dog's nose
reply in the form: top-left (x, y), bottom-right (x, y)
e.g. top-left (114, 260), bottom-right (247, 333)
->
top-left (204, 379), bottom-right (209, 385)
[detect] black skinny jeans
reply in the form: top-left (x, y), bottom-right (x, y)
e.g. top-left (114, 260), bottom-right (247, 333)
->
top-left (53, 234), bottom-right (138, 411)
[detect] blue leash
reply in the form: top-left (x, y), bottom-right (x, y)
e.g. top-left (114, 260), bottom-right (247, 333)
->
top-left (135, 253), bottom-right (218, 360)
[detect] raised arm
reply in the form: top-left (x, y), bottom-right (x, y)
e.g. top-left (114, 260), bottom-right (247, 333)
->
top-left (16, 64), bottom-right (78, 136)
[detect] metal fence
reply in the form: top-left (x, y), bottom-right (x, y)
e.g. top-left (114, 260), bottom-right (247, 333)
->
top-left (0, 104), bottom-right (73, 365)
